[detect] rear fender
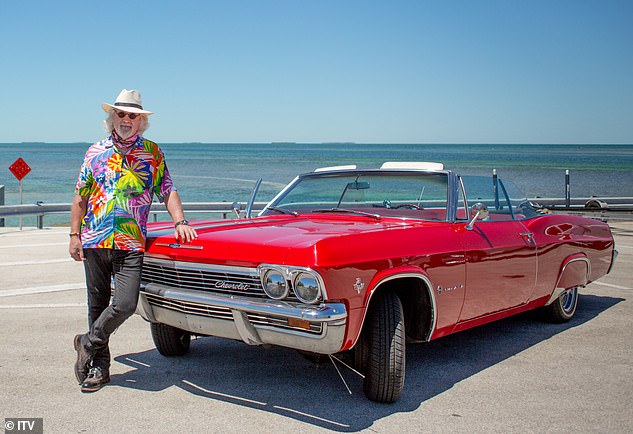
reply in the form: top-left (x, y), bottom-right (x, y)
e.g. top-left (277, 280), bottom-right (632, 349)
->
top-left (545, 254), bottom-right (590, 306)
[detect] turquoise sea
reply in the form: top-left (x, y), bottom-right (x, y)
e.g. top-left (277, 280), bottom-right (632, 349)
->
top-left (1, 143), bottom-right (632, 226)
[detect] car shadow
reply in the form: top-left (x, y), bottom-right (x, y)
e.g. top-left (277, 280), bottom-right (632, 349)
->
top-left (113, 294), bottom-right (622, 431)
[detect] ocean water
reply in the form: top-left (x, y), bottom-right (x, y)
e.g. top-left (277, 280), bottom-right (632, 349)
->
top-left (1, 142), bottom-right (632, 226)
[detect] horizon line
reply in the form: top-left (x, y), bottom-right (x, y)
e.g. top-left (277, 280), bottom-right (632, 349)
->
top-left (1, 141), bottom-right (632, 146)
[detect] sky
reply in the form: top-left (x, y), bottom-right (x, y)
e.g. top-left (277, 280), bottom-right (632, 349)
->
top-left (0, 0), bottom-right (632, 144)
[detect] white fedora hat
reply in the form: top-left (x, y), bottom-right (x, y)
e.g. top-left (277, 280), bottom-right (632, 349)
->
top-left (102, 89), bottom-right (153, 115)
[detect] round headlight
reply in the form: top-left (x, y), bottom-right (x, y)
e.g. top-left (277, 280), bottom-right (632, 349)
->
top-left (262, 269), bottom-right (288, 299)
top-left (293, 272), bottom-right (321, 304)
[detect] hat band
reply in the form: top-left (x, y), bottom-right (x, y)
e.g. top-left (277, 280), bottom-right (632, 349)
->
top-left (114, 102), bottom-right (143, 110)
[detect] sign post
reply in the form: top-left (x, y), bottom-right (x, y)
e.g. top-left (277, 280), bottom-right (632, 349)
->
top-left (9, 157), bottom-right (32, 230)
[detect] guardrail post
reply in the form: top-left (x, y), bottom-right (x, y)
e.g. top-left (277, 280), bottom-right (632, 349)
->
top-left (565, 170), bottom-right (571, 207)
top-left (0, 185), bottom-right (4, 227)
top-left (492, 169), bottom-right (500, 210)
top-left (37, 214), bottom-right (44, 229)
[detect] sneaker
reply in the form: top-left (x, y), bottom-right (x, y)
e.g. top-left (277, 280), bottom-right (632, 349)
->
top-left (73, 334), bottom-right (92, 384)
top-left (81, 366), bottom-right (110, 393)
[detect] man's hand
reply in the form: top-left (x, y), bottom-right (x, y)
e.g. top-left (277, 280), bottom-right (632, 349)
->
top-left (174, 224), bottom-right (197, 243)
top-left (69, 236), bottom-right (84, 261)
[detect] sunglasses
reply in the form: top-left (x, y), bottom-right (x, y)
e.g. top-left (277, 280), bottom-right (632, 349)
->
top-left (114, 110), bottom-right (140, 120)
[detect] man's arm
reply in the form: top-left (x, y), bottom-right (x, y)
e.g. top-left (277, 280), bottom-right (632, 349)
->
top-left (69, 194), bottom-right (88, 261)
top-left (164, 190), bottom-right (197, 243)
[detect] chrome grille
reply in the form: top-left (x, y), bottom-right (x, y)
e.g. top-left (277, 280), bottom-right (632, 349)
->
top-left (143, 292), bottom-right (322, 335)
top-left (144, 293), bottom-right (234, 320)
top-left (141, 258), bottom-right (266, 298)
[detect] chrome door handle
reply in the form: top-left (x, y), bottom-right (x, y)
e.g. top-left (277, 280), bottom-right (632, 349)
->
top-left (519, 232), bottom-right (534, 241)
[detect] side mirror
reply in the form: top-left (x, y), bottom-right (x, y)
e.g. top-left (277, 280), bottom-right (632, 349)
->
top-left (232, 201), bottom-right (243, 219)
top-left (466, 202), bottom-right (489, 230)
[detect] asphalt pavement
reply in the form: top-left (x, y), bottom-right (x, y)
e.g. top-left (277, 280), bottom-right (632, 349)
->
top-left (1, 222), bottom-right (632, 433)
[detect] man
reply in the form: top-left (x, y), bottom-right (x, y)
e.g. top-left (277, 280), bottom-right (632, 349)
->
top-left (69, 89), bottom-right (197, 393)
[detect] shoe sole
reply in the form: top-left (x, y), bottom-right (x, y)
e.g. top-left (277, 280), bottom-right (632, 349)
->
top-left (73, 335), bottom-right (89, 384)
top-left (81, 377), bottom-right (110, 393)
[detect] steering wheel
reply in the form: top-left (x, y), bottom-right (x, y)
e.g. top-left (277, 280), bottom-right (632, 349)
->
top-left (393, 203), bottom-right (423, 210)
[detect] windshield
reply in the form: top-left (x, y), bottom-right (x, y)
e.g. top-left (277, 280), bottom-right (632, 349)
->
top-left (263, 171), bottom-right (449, 221)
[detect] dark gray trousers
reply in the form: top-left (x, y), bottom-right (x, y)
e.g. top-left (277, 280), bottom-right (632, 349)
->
top-left (82, 248), bottom-right (144, 369)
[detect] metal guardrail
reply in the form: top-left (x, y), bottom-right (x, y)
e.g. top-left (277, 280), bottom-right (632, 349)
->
top-left (0, 201), bottom-right (269, 229)
top-left (528, 197), bottom-right (633, 221)
top-left (1, 197), bottom-right (633, 228)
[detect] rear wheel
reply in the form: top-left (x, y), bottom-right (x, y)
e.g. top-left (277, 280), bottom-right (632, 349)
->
top-left (151, 323), bottom-right (191, 356)
top-left (356, 292), bottom-right (406, 403)
top-left (543, 287), bottom-right (579, 323)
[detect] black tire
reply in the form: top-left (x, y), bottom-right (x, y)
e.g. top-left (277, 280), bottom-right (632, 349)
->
top-left (151, 323), bottom-right (191, 356)
top-left (542, 287), bottom-right (579, 323)
top-left (357, 292), bottom-right (406, 403)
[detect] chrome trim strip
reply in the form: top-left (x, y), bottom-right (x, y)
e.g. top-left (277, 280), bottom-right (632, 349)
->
top-left (259, 176), bottom-right (301, 216)
top-left (546, 257), bottom-right (591, 306)
top-left (607, 248), bottom-right (618, 274)
top-left (353, 272), bottom-right (437, 346)
top-left (155, 243), bottom-right (204, 250)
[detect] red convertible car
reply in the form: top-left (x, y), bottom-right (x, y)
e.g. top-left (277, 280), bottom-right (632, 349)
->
top-left (136, 162), bottom-right (617, 403)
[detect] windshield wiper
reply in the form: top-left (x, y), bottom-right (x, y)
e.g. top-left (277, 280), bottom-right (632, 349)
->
top-left (266, 206), bottom-right (299, 216)
top-left (311, 208), bottom-right (382, 220)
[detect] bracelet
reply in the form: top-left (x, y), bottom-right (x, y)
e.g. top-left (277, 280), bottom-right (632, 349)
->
top-left (175, 219), bottom-right (190, 228)
top-left (69, 232), bottom-right (81, 237)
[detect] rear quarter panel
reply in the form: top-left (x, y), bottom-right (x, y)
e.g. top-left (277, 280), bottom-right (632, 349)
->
top-left (524, 214), bottom-right (614, 301)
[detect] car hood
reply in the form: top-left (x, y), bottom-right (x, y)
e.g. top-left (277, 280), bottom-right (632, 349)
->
top-left (145, 214), bottom-right (430, 267)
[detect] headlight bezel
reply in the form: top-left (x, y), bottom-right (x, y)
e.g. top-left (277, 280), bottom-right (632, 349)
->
top-left (261, 267), bottom-right (289, 300)
top-left (292, 271), bottom-right (322, 304)
top-left (258, 265), bottom-right (325, 304)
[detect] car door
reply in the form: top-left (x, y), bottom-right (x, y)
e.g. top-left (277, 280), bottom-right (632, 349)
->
top-left (457, 176), bottom-right (537, 321)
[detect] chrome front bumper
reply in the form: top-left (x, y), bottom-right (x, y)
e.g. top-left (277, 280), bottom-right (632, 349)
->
top-left (136, 283), bottom-right (348, 354)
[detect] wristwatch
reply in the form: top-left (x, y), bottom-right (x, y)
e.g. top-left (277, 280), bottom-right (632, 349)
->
top-left (175, 219), bottom-right (190, 228)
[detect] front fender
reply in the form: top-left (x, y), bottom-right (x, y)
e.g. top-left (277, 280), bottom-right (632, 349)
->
top-left (342, 267), bottom-right (437, 350)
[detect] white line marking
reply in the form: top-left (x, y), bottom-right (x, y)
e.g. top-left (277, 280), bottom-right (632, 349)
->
top-left (273, 406), bottom-right (351, 428)
top-left (591, 281), bottom-right (632, 290)
top-left (0, 303), bottom-right (86, 309)
top-left (181, 381), bottom-right (350, 427)
top-left (124, 357), bottom-right (152, 368)
top-left (181, 380), bottom-right (268, 406)
top-left (0, 242), bottom-right (67, 249)
top-left (0, 259), bottom-right (72, 266)
top-left (0, 230), bottom-right (68, 237)
top-left (0, 283), bottom-right (85, 297)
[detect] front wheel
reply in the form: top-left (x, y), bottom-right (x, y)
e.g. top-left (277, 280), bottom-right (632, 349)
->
top-left (542, 287), bottom-right (579, 323)
top-left (151, 323), bottom-right (191, 356)
top-left (356, 292), bottom-right (406, 403)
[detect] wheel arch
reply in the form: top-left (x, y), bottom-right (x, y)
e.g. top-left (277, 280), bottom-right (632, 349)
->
top-left (545, 254), bottom-right (590, 306)
top-left (353, 272), bottom-right (437, 347)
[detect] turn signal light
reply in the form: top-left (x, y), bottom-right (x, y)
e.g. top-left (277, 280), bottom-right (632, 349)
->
top-left (287, 318), bottom-right (311, 330)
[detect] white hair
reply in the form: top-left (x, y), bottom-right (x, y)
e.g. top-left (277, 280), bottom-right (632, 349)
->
top-left (103, 112), bottom-right (150, 136)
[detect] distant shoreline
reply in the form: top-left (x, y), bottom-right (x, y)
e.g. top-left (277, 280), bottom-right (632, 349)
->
top-left (2, 142), bottom-right (632, 146)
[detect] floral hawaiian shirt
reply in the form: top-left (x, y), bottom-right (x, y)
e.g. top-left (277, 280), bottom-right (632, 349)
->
top-left (75, 136), bottom-right (174, 251)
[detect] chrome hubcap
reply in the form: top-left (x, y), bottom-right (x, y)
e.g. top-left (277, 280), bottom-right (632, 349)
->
top-left (560, 287), bottom-right (578, 313)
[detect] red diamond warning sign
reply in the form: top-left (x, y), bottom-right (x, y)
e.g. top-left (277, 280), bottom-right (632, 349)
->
top-left (9, 157), bottom-right (31, 181)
